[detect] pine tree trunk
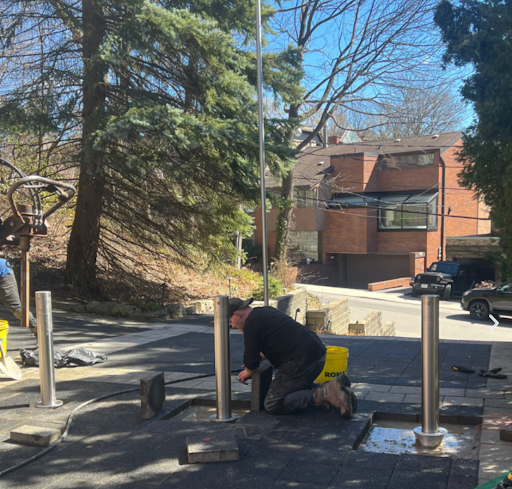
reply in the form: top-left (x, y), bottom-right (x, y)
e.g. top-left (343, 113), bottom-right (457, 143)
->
top-left (273, 168), bottom-right (295, 260)
top-left (274, 103), bottom-right (300, 261)
top-left (66, 0), bottom-right (107, 294)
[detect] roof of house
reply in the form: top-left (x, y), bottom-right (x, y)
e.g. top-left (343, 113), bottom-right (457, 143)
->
top-left (265, 131), bottom-right (462, 189)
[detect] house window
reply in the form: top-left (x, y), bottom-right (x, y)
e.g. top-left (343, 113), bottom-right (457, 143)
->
top-left (380, 153), bottom-right (435, 170)
top-left (378, 193), bottom-right (438, 231)
top-left (330, 195), bottom-right (369, 207)
top-left (380, 206), bottom-right (402, 229)
top-left (294, 189), bottom-right (316, 208)
top-left (328, 192), bottom-right (438, 231)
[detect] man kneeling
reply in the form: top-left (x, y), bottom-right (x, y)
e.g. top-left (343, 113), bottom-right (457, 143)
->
top-left (229, 298), bottom-right (356, 417)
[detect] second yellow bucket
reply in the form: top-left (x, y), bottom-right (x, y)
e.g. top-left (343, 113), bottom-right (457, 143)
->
top-left (314, 346), bottom-right (348, 384)
top-left (0, 320), bottom-right (8, 354)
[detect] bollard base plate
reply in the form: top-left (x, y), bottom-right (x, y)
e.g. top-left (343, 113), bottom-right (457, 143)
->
top-left (209, 413), bottom-right (239, 423)
top-left (413, 426), bottom-right (447, 448)
top-left (35, 399), bottom-right (64, 409)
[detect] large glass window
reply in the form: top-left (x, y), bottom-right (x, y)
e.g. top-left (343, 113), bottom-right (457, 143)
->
top-left (402, 204), bottom-right (427, 229)
top-left (428, 199), bottom-right (437, 227)
top-left (380, 153), bottom-right (435, 169)
top-left (328, 192), bottom-right (438, 230)
top-left (379, 206), bottom-right (401, 229)
top-left (378, 193), bottom-right (438, 231)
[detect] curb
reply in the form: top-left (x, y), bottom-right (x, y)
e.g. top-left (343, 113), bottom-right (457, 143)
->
top-left (297, 283), bottom-right (463, 311)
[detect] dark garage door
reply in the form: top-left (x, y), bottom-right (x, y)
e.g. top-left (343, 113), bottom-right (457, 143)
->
top-left (346, 254), bottom-right (410, 288)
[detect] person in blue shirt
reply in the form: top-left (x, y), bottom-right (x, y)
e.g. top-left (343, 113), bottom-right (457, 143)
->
top-left (0, 258), bottom-right (37, 337)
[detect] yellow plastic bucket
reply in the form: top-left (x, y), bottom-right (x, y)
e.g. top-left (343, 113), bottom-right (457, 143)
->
top-left (0, 320), bottom-right (8, 354)
top-left (315, 346), bottom-right (348, 384)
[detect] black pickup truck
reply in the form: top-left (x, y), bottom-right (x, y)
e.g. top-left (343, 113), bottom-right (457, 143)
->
top-left (410, 261), bottom-right (482, 300)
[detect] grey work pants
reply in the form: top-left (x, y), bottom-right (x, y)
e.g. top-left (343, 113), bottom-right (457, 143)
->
top-left (264, 354), bottom-right (326, 415)
top-left (0, 272), bottom-right (37, 329)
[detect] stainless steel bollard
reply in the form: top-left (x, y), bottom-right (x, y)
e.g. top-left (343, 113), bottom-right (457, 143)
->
top-left (414, 295), bottom-right (446, 447)
top-left (421, 294), bottom-right (439, 433)
top-left (35, 291), bottom-right (63, 409)
top-left (210, 295), bottom-right (238, 423)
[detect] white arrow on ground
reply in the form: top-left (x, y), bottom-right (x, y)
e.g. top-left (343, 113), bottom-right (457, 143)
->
top-left (489, 314), bottom-right (500, 332)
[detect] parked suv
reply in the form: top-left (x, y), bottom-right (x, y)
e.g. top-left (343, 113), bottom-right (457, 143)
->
top-left (410, 261), bottom-right (482, 300)
top-left (461, 282), bottom-right (512, 320)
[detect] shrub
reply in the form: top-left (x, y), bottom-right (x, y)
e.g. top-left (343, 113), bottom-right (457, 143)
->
top-left (251, 275), bottom-right (283, 300)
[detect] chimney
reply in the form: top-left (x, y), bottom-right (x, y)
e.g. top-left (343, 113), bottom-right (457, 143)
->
top-left (328, 135), bottom-right (341, 145)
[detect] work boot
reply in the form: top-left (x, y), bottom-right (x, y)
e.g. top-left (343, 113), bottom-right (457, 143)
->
top-left (339, 372), bottom-right (351, 388)
top-left (332, 373), bottom-right (357, 413)
top-left (337, 374), bottom-right (358, 414)
top-left (312, 378), bottom-right (353, 418)
top-left (336, 373), bottom-right (357, 415)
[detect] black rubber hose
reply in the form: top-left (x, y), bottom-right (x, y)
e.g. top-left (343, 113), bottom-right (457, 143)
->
top-left (0, 369), bottom-right (242, 477)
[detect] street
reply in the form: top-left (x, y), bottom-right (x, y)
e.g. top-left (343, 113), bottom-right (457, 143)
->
top-left (301, 285), bottom-right (512, 342)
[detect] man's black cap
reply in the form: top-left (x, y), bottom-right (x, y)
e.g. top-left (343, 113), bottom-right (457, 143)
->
top-left (229, 297), bottom-right (254, 318)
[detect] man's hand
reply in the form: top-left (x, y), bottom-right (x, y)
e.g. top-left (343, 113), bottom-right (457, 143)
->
top-left (238, 368), bottom-right (252, 382)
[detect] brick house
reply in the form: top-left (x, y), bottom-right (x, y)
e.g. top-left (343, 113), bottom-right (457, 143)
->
top-left (255, 131), bottom-right (491, 288)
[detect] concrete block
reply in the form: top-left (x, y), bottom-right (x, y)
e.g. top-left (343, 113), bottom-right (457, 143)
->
top-left (403, 394), bottom-right (422, 404)
top-left (187, 434), bottom-right (239, 463)
top-left (390, 386), bottom-right (421, 395)
top-left (251, 364), bottom-right (273, 412)
top-left (364, 391), bottom-right (405, 403)
top-left (356, 383), bottom-right (392, 393)
top-left (10, 425), bottom-right (61, 446)
top-left (500, 428), bottom-right (512, 442)
top-left (465, 389), bottom-right (506, 399)
top-left (382, 321), bottom-right (395, 336)
top-left (443, 396), bottom-right (483, 407)
top-left (140, 372), bottom-right (165, 420)
top-left (349, 322), bottom-right (365, 333)
top-left (306, 310), bottom-right (327, 319)
top-left (439, 387), bottom-right (466, 397)
top-left (193, 300), bottom-right (214, 313)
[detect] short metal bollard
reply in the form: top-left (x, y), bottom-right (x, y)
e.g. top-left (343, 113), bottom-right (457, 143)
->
top-left (414, 295), bottom-right (446, 447)
top-left (210, 295), bottom-right (238, 423)
top-left (35, 291), bottom-right (63, 409)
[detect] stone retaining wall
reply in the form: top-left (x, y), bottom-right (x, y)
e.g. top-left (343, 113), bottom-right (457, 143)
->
top-left (192, 300), bottom-right (214, 314)
top-left (348, 312), bottom-right (395, 336)
top-left (305, 298), bottom-right (350, 335)
top-left (253, 288), bottom-right (308, 325)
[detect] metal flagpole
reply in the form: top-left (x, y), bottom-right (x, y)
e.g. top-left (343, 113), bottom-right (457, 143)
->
top-left (256, 0), bottom-right (269, 306)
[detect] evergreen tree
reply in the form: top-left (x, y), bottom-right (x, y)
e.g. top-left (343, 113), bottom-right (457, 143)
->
top-left (435, 0), bottom-right (512, 276)
top-left (0, 0), bottom-right (300, 293)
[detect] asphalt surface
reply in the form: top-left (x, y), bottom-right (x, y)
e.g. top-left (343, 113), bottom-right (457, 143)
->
top-left (1, 295), bottom-right (510, 488)
top-left (313, 289), bottom-right (512, 342)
